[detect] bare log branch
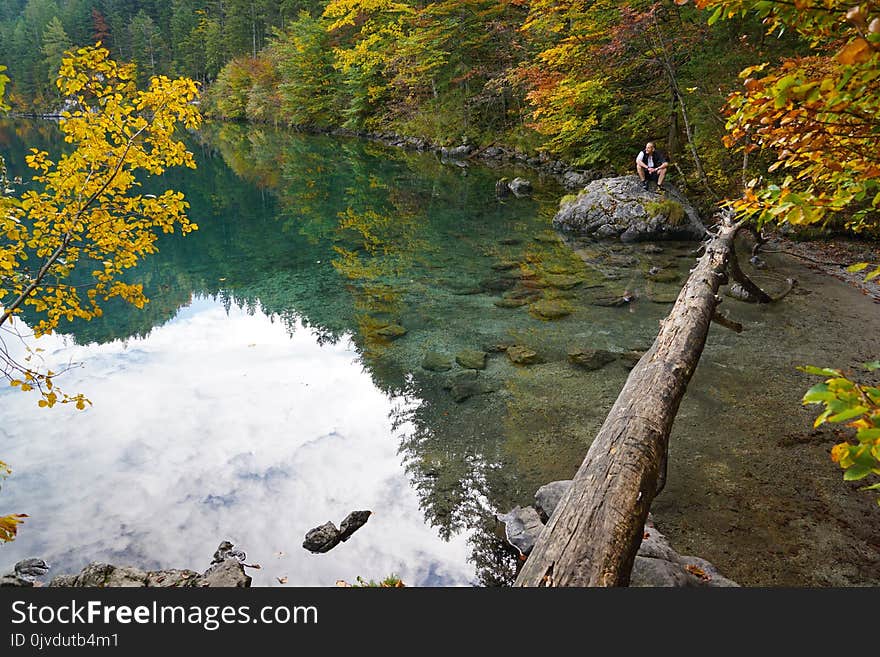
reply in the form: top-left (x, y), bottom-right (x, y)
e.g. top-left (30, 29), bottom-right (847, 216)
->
top-left (712, 311), bottom-right (743, 333)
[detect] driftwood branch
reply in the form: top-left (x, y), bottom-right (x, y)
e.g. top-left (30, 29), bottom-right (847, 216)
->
top-left (711, 310), bottom-right (743, 333)
top-left (515, 221), bottom-right (743, 587)
top-left (727, 240), bottom-right (773, 303)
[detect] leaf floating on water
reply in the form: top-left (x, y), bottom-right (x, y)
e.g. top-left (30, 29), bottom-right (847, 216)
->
top-left (336, 580), bottom-right (351, 587)
top-left (244, 563), bottom-right (261, 570)
top-left (277, 576), bottom-right (288, 584)
top-left (274, 551), bottom-right (285, 558)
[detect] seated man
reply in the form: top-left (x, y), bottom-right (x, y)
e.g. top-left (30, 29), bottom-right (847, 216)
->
top-left (635, 141), bottom-right (668, 192)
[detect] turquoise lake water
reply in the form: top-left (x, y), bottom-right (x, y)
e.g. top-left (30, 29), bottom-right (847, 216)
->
top-left (0, 120), bottom-right (877, 586)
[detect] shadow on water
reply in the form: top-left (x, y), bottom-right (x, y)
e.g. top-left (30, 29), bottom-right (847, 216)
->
top-left (1, 120), bottom-right (877, 586)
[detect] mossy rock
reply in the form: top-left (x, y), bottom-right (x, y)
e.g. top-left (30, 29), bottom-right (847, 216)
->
top-left (644, 198), bottom-right (687, 227)
top-left (376, 324), bottom-right (407, 338)
top-left (619, 350), bottom-right (646, 370)
top-left (507, 345), bottom-right (543, 365)
top-left (494, 297), bottom-right (529, 308)
top-left (456, 349), bottom-right (488, 370)
top-left (543, 273), bottom-right (586, 290)
top-left (568, 348), bottom-right (617, 371)
top-left (491, 261), bottom-right (521, 271)
top-left (422, 352), bottom-right (453, 372)
top-left (533, 232), bottom-right (563, 244)
top-left (529, 299), bottom-right (573, 320)
top-left (645, 269), bottom-right (680, 284)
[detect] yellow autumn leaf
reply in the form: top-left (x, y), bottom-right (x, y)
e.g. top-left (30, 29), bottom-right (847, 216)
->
top-left (837, 38), bottom-right (872, 65)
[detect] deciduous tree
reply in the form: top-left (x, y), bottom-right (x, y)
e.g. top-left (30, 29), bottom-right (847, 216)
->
top-left (0, 46), bottom-right (201, 407)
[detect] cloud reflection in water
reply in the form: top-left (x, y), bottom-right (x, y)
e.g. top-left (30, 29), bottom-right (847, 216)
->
top-left (0, 296), bottom-right (475, 586)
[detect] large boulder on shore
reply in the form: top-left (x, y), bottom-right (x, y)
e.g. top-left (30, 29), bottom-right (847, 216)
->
top-left (553, 175), bottom-right (706, 242)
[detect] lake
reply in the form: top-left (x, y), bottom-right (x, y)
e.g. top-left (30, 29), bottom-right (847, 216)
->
top-left (1, 120), bottom-right (877, 586)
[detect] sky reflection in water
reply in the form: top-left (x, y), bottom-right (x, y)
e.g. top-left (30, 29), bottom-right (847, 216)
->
top-left (0, 297), bottom-right (475, 586)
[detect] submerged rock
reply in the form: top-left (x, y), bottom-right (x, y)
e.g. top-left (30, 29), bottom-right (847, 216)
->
top-left (506, 345), bottom-right (542, 365)
top-left (619, 350), bottom-right (646, 370)
top-left (494, 297), bottom-right (529, 308)
top-left (590, 293), bottom-right (634, 308)
top-left (568, 348), bottom-right (617, 371)
top-left (480, 276), bottom-right (517, 293)
top-left (456, 349), bottom-right (488, 370)
top-left (529, 299), bottom-right (573, 320)
top-left (443, 370), bottom-right (495, 402)
top-left (553, 176), bottom-right (706, 242)
top-left (544, 273), bottom-right (585, 290)
top-left (376, 323), bottom-right (407, 338)
top-left (422, 351), bottom-right (454, 372)
top-left (645, 267), bottom-right (680, 283)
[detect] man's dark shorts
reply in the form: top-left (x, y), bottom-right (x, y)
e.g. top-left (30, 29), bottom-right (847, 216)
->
top-left (645, 170), bottom-right (659, 182)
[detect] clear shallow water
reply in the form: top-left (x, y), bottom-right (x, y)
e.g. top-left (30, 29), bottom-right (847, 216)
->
top-left (0, 120), bottom-right (877, 586)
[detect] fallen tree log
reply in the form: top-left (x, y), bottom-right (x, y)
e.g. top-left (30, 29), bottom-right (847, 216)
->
top-left (515, 219), bottom-right (744, 587)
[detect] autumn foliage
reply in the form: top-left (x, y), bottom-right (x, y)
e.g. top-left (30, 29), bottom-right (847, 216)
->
top-left (687, 0), bottom-right (880, 231)
top-left (0, 45), bottom-right (201, 407)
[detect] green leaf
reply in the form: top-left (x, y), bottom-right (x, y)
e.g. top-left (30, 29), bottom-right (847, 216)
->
top-left (847, 262), bottom-right (868, 273)
top-left (860, 482), bottom-right (880, 491)
top-left (798, 365), bottom-right (840, 377)
top-left (864, 361), bottom-right (880, 372)
top-left (866, 268), bottom-right (880, 282)
top-left (803, 383), bottom-right (835, 403)
top-left (843, 466), bottom-right (873, 481)
top-left (828, 406), bottom-right (868, 423)
top-left (857, 428), bottom-right (880, 441)
top-left (813, 408), bottom-right (832, 428)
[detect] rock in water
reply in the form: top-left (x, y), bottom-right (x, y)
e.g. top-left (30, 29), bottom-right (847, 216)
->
top-left (339, 511), bottom-right (372, 542)
top-left (303, 522), bottom-right (342, 553)
top-left (509, 177), bottom-right (532, 197)
top-left (422, 352), bottom-right (453, 372)
top-left (506, 345), bottom-right (542, 365)
top-left (376, 323), bottom-right (407, 338)
top-left (212, 541), bottom-right (246, 565)
top-left (529, 299), bottom-right (573, 320)
top-left (442, 370), bottom-right (494, 402)
top-left (498, 506), bottom-right (544, 556)
top-left (200, 560), bottom-right (251, 588)
top-left (553, 175), bottom-right (706, 241)
top-left (456, 350), bottom-right (487, 370)
top-left (534, 481), bottom-right (572, 522)
top-left (568, 348), bottom-right (617, 371)
top-left (15, 558), bottom-right (50, 582)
